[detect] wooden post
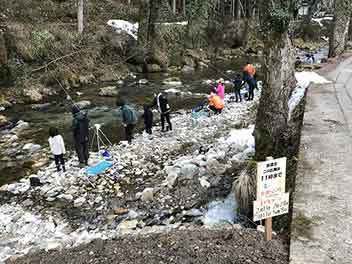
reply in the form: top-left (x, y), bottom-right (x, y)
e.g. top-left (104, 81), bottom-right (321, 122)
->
top-left (265, 156), bottom-right (273, 241)
top-left (172, 0), bottom-right (176, 14)
top-left (183, 0), bottom-right (186, 16)
top-left (77, 0), bottom-right (84, 34)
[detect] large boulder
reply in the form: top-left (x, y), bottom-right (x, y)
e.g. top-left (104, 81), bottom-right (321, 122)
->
top-left (23, 86), bottom-right (43, 103)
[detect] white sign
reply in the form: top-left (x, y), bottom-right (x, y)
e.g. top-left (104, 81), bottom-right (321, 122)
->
top-left (257, 157), bottom-right (287, 199)
top-left (253, 192), bottom-right (290, 222)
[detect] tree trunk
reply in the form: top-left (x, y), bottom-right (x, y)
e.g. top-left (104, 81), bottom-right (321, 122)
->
top-left (78, 0), bottom-right (84, 34)
top-left (329, 0), bottom-right (352, 58)
top-left (137, 0), bottom-right (150, 46)
top-left (254, 0), bottom-right (298, 161)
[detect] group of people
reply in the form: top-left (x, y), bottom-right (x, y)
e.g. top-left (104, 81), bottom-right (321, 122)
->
top-left (203, 62), bottom-right (258, 115)
top-left (47, 62), bottom-right (257, 173)
top-left (47, 93), bottom-right (173, 172)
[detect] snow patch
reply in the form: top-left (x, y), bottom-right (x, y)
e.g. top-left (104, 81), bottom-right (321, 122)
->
top-left (107, 20), bottom-right (139, 40)
top-left (288, 72), bottom-right (331, 120)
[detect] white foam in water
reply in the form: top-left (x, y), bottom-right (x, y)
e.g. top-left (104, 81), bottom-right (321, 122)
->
top-left (203, 193), bottom-right (238, 226)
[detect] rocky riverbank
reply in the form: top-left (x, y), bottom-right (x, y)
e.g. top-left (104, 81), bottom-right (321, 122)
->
top-left (0, 91), bottom-right (259, 262)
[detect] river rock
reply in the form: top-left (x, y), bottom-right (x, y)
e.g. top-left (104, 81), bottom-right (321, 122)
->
top-left (23, 87), bottom-right (43, 102)
top-left (179, 163), bottom-right (199, 179)
top-left (162, 77), bottom-right (182, 86)
top-left (138, 79), bottom-right (149, 85)
top-left (31, 103), bottom-right (51, 110)
top-left (0, 114), bottom-right (8, 126)
top-left (76, 100), bottom-right (91, 109)
top-left (118, 219), bottom-right (138, 230)
top-left (181, 65), bottom-right (195, 73)
top-left (141, 188), bottom-right (154, 202)
top-left (74, 197), bottom-right (86, 207)
top-left (206, 158), bottom-right (225, 176)
top-left (57, 194), bottom-right (74, 201)
top-left (22, 143), bottom-right (41, 153)
top-left (13, 120), bottom-right (29, 133)
top-left (145, 64), bottom-right (162, 73)
top-left (99, 86), bottom-right (118, 97)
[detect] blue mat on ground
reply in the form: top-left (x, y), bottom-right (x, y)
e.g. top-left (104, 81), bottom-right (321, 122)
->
top-left (86, 160), bottom-right (113, 177)
top-left (192, 109), bottom-right (209, 119)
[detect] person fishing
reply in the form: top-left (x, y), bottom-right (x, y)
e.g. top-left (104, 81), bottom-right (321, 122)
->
top-left (232, 74), bottom-right (244, 102)
top-left (151, 93), bottom-right (172, 132)
top-left (142, 104), bottom-right (153, 135)
top-left (116, 98), bottom-right (138, 144)
top-left (71, 105), bottom-right (90, 166)
top-left (48, 127), bottom-right (66, 172)
top-left (208, 90), bottom-right (224, 114)
top-left (216, 78), bottom-right (225, 100)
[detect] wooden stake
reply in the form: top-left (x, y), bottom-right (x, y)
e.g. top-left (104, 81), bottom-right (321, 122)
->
top-left (265, 217), bottom-right (272, 241)
top-left (265, 156), bottom-right (273, 241)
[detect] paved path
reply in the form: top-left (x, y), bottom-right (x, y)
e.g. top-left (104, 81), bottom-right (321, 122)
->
top-left (290, 57), bottom-right (352, 263)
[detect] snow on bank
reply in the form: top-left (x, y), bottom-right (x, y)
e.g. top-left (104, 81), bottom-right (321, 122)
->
top-left (288, 72), bottom-right (331, 120)
top-left (107, 20), bottom-right (188, 40)
top-left (107, 20), bottom-right (139, 39)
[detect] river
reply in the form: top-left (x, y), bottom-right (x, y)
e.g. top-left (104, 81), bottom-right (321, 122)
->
top-left (0, 57), bottom-right (256, 184)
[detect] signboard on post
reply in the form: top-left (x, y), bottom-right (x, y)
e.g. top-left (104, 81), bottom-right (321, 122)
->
top-left (253, 157), bottom-right (289, 241)
top-left (253, 192), bottom-right (289, 222)
top-left (256, 157), bottom-right (287, 199)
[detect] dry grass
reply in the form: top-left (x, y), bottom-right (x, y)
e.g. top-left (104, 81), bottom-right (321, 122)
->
top-left (233, 163), bottom-right (256, 212)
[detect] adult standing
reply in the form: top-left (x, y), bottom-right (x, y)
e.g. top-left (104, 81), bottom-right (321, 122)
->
top-left (116, 98), bottom-right (138, 144)
top-left (71, 105), bottom-right (90, 166)
top-left (243, 62), bottom-right (257, 101)
top-left (151, 93), bottom-right (172, 132)
top-left (232, 74), bottom-right (244, 102)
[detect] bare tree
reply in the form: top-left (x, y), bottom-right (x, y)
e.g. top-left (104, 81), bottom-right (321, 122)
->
top-left (78, 0), bottom-right (84, 34)
top-left (329, 0), bottom-right (352, 57)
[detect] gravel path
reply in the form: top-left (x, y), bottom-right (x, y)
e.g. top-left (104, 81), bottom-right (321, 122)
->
top-left (290, 55), bottom-right (352, 263)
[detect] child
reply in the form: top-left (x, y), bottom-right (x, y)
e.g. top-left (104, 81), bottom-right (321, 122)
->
top-left (48, 127), bottom-right (66, 172)
top-left (142, 104), bottom-right (153, 135)
top-left (216, 78), bottom-right (225, 100)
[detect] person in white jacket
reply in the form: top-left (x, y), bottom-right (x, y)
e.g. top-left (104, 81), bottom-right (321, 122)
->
top-left (48, 127), bottom-right (66, 172)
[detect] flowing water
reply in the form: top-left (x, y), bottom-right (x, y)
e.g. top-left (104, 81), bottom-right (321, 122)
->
top-left (0, 57), bottom-right (258, 184)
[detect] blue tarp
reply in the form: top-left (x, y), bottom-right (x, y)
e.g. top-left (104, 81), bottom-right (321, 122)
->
top-left (86, 160), bottom-right (113, 177)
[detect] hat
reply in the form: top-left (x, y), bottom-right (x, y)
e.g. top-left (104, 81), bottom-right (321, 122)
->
top-left (219, 78), bottom-right (224, 83)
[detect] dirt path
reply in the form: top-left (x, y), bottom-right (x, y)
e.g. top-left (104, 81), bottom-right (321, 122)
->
top-left (8, 228), bottom-right (288, 264)
top-left (290, 56), bottom-right (352, 263)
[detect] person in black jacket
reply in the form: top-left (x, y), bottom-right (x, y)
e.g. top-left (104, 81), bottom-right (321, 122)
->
top-left (151, 93), bottom-right (172, 132)
top-left (232, 74), bottom-right (244, 102)
top-left (142, 104), bottom-right (153, 135)
top-left (71, 105), bottom-right (89, 166)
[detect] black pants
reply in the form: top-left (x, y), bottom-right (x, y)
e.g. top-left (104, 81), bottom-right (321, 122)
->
top-left (125, 124), bottom-right (135, 144)
top-left (209, 105), bottom-right (222, 114)
top-left (145, 125), bottom-right (152, 135)
top-left (247, 85), bottom-right (255, 101)
top-left (161, 113), bottom-right (172, 131)
top-left (75, 140), bottom-right (89, 164)
top-left (235, 90), bottom-right (242, 102)
top-left (54, 154), bottom-right (65, 172)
